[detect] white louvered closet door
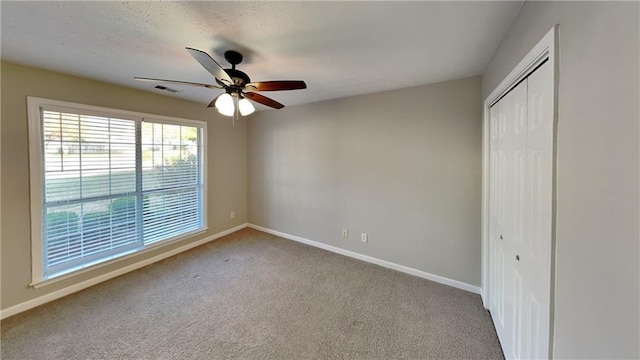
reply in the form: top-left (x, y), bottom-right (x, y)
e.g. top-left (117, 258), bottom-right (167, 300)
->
top-left (489, 61), bottom-right (553, 360)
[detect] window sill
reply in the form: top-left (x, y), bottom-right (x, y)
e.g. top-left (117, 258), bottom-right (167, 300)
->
top-left (30, 227), bottom-right (208, 289)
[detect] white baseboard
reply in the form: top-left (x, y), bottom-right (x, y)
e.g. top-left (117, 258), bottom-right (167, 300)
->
top-left (0, 223), bottom-right (248, 320)
top-left (247, 224), bottom-right (481, 294)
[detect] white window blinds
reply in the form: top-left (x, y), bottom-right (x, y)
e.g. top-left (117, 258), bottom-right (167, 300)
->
top-left (31, 100), bottom-right (206, 280)
top-left (140, 122), bottom-right (202, 244)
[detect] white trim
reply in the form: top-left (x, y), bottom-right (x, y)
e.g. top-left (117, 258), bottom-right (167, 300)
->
top-left (200, 126), bottom-right (208, 232)
top-left (480, 97), bottom-right (488, 308)
top-left (1, 223), bottom-right (248, 320)
top-left (248, 224), bottom-right (481, 294)
top-left (27, 97), bottom-right (45, 285)
top-left (481, 25), bottom-right (557, 358)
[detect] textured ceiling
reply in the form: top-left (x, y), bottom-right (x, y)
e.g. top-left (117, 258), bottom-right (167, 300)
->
top-left (1, 1), bottom-right (523, 110)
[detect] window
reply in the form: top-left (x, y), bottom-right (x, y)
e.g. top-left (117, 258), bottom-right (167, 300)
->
top-left (28, 97), bottom-right (207, 284)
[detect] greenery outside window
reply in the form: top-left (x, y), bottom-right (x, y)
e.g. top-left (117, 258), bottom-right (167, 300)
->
top-left (27, 97), bottom-right (207, 285)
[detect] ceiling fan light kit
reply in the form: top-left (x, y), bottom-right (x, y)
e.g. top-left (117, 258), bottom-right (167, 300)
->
top-left (215, 93), bottom-right (235, 116)
top-left (135, 48), bottom-right (306, 124)
top-left (238, 98), bottom-right (255, 116)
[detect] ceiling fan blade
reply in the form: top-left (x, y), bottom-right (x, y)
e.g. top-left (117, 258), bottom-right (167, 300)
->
top-left (185, 47), bottom-right (233, 86)
top-left (244, 92), bottom-right (285, 109)
top-left (245, 81), bottom-right (307, 91)
top-left (134, 77), bottom-right (222, 89)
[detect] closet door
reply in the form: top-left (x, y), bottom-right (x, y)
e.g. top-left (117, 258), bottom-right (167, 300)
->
top-left (489, 99), bottom-right (508, 347)
top-left (508, 79), bottom-right (529, 360)
top-left (489, 60), bottom-right (553, 360)
top-left (490, 80), bottom-right (528, 359)
top-left (520, 61), bottom-right (553, 359)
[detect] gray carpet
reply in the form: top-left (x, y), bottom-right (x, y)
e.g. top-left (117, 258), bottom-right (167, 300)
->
top-left (1, 228), bottom-right (504, 359)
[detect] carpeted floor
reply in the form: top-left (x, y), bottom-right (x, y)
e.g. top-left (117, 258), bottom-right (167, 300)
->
top-left (1, 228), bottom-right (504, 359)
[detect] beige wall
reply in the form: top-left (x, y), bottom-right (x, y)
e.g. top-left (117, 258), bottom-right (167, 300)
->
top-left (483, 2), bottom-right (639, 358)
top-left (248, 76), bottom-right (482, 286)
top-left (1, 62), bottom-right (248, 310)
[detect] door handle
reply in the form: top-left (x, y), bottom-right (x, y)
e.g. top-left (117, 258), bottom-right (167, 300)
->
top-left (515, 254), bottom-right (520, 261)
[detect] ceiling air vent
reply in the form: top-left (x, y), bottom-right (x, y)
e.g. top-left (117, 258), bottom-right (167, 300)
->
top-left (153, 85), bottom-right (179, 93)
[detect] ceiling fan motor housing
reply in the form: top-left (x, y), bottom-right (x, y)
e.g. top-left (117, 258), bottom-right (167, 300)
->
top-left (225, 68), bottom-right (251, 87)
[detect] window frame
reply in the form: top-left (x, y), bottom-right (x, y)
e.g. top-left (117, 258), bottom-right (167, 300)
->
top-left (27, 97), bottom-right (208, 287)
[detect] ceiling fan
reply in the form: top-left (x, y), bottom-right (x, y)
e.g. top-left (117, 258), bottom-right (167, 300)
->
top-left (135, 47), bottom-right (307, 120)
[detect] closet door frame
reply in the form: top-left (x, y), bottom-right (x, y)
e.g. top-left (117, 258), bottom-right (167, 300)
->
top-left (481, 25), bottom-right (558, 358)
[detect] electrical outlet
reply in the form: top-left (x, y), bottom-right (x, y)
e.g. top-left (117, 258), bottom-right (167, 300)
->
top-left (361, 233), bottom-right (368, 243)
top-left (230, 211), bottom-right (235, 219)
top-left (342, 228), bottom-right (348, 238)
